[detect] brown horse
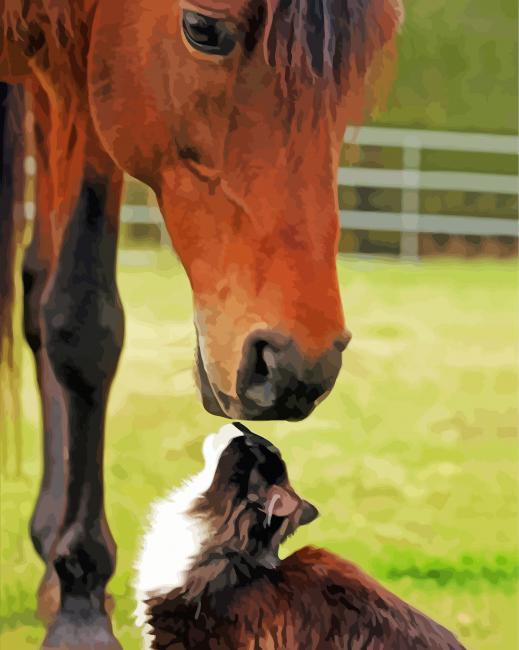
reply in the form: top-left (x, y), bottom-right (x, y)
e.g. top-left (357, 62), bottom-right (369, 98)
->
top-left (0, 0), bottom-right (401, 647)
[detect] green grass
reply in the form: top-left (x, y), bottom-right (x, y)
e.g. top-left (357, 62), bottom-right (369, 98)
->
top-left (1, 253), bottom-right (517, 649)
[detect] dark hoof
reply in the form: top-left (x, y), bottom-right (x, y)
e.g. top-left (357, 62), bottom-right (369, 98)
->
top-left (37, 570), bottom-right (115, 626)
top-left (41, 612), bottom-right (122, 649)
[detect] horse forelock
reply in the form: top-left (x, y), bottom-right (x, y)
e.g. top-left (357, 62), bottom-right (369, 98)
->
top-left (263, 0), bottom-right (401, 93)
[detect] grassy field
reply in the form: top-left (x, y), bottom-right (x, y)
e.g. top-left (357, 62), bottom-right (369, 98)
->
top-left (1, 252), bottom-right (517, 649)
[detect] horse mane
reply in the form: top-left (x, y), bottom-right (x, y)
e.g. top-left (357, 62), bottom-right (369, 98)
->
top-left (2, 0), bottom-right (74, 55)
top-left (264, 0), bottom-right (402, 108)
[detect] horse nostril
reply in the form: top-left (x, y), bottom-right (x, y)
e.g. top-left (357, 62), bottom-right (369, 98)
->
top-left (237, 330), bottom-right (343, 419)
top-left (250, 340), bottom-right (271, 384)
top-left (241, 339), bottom-right (281, 408)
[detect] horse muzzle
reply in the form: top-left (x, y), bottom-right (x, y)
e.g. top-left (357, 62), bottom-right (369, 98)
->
top-left (196, 329), bottom-right (350, 421)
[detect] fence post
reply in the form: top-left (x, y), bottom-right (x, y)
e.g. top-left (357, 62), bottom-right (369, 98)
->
top-left (400, 135), bottom-right (422, 260)
top-left (159, 220), bottom-right (170, 247)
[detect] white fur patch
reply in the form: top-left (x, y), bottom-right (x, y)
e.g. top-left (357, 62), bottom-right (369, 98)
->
top-left (133, 423), bottom-right (244, 637)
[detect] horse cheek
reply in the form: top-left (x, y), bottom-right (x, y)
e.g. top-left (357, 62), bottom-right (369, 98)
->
top-left (87, 0), bottom-right (177, 185)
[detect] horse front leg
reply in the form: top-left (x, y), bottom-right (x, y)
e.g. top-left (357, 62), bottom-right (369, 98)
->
top-left (25, 221), bottom-right (119, 627)
top-left (23, 82), bottom-right (67, 624)
top-left (38, 163), bottom-right (124, 650)
top-left (24, 217), bottom-right (64, 624)
top-left (25, 85), bottom-right (118, 629)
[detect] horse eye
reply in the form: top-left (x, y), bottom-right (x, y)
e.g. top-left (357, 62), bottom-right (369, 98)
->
top-left (182, 11), bottom-right (236, 56)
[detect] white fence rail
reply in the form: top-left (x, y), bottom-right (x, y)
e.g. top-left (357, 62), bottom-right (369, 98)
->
top-left (344, 126), bottom-right (518, 154)
top-left (23, 126), bottom-right (518, 257)
top-left (341, 126), bottom-right (518, 258)
top-left (340, 211), bottom-right (518, 237)
top-left (337, 167), bottom-right (518, 195)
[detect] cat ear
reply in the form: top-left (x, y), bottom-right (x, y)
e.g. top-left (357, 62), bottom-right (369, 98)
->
top-left (299, 499), bottom-right (319, 525)
top-left (246, 470), bottom-right (300, 520)
top-left (263, 485), bottom-right (300, 521)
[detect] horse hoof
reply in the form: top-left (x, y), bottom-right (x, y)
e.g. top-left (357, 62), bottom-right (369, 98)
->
top-left (41, 612), bottom-right (122, 649)
top-left (37, 571), bottom-right (115, 625)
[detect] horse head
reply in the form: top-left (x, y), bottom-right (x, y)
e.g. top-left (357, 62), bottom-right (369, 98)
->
top-left (88, 0), bottom-right (401, 420)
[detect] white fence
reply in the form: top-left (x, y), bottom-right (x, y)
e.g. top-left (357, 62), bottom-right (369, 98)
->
top-left (23, 126), bottom-right (518, 258)
top-left (341, 126), bottom-right (518, 258)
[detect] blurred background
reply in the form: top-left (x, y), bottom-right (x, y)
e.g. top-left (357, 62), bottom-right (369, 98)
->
top-left (1, 0), bottom-right (517, 648)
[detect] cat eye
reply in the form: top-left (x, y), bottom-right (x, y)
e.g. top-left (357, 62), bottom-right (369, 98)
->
top-left (182, 10), bottom-right (236, 56)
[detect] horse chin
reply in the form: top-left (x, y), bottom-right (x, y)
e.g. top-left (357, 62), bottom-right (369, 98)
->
top-left (194, 345), bottom-right (227, 417)
top-left (194, 356), bottom-right (253, 420)
top-left (194, 337), bottom-right (252, 419)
